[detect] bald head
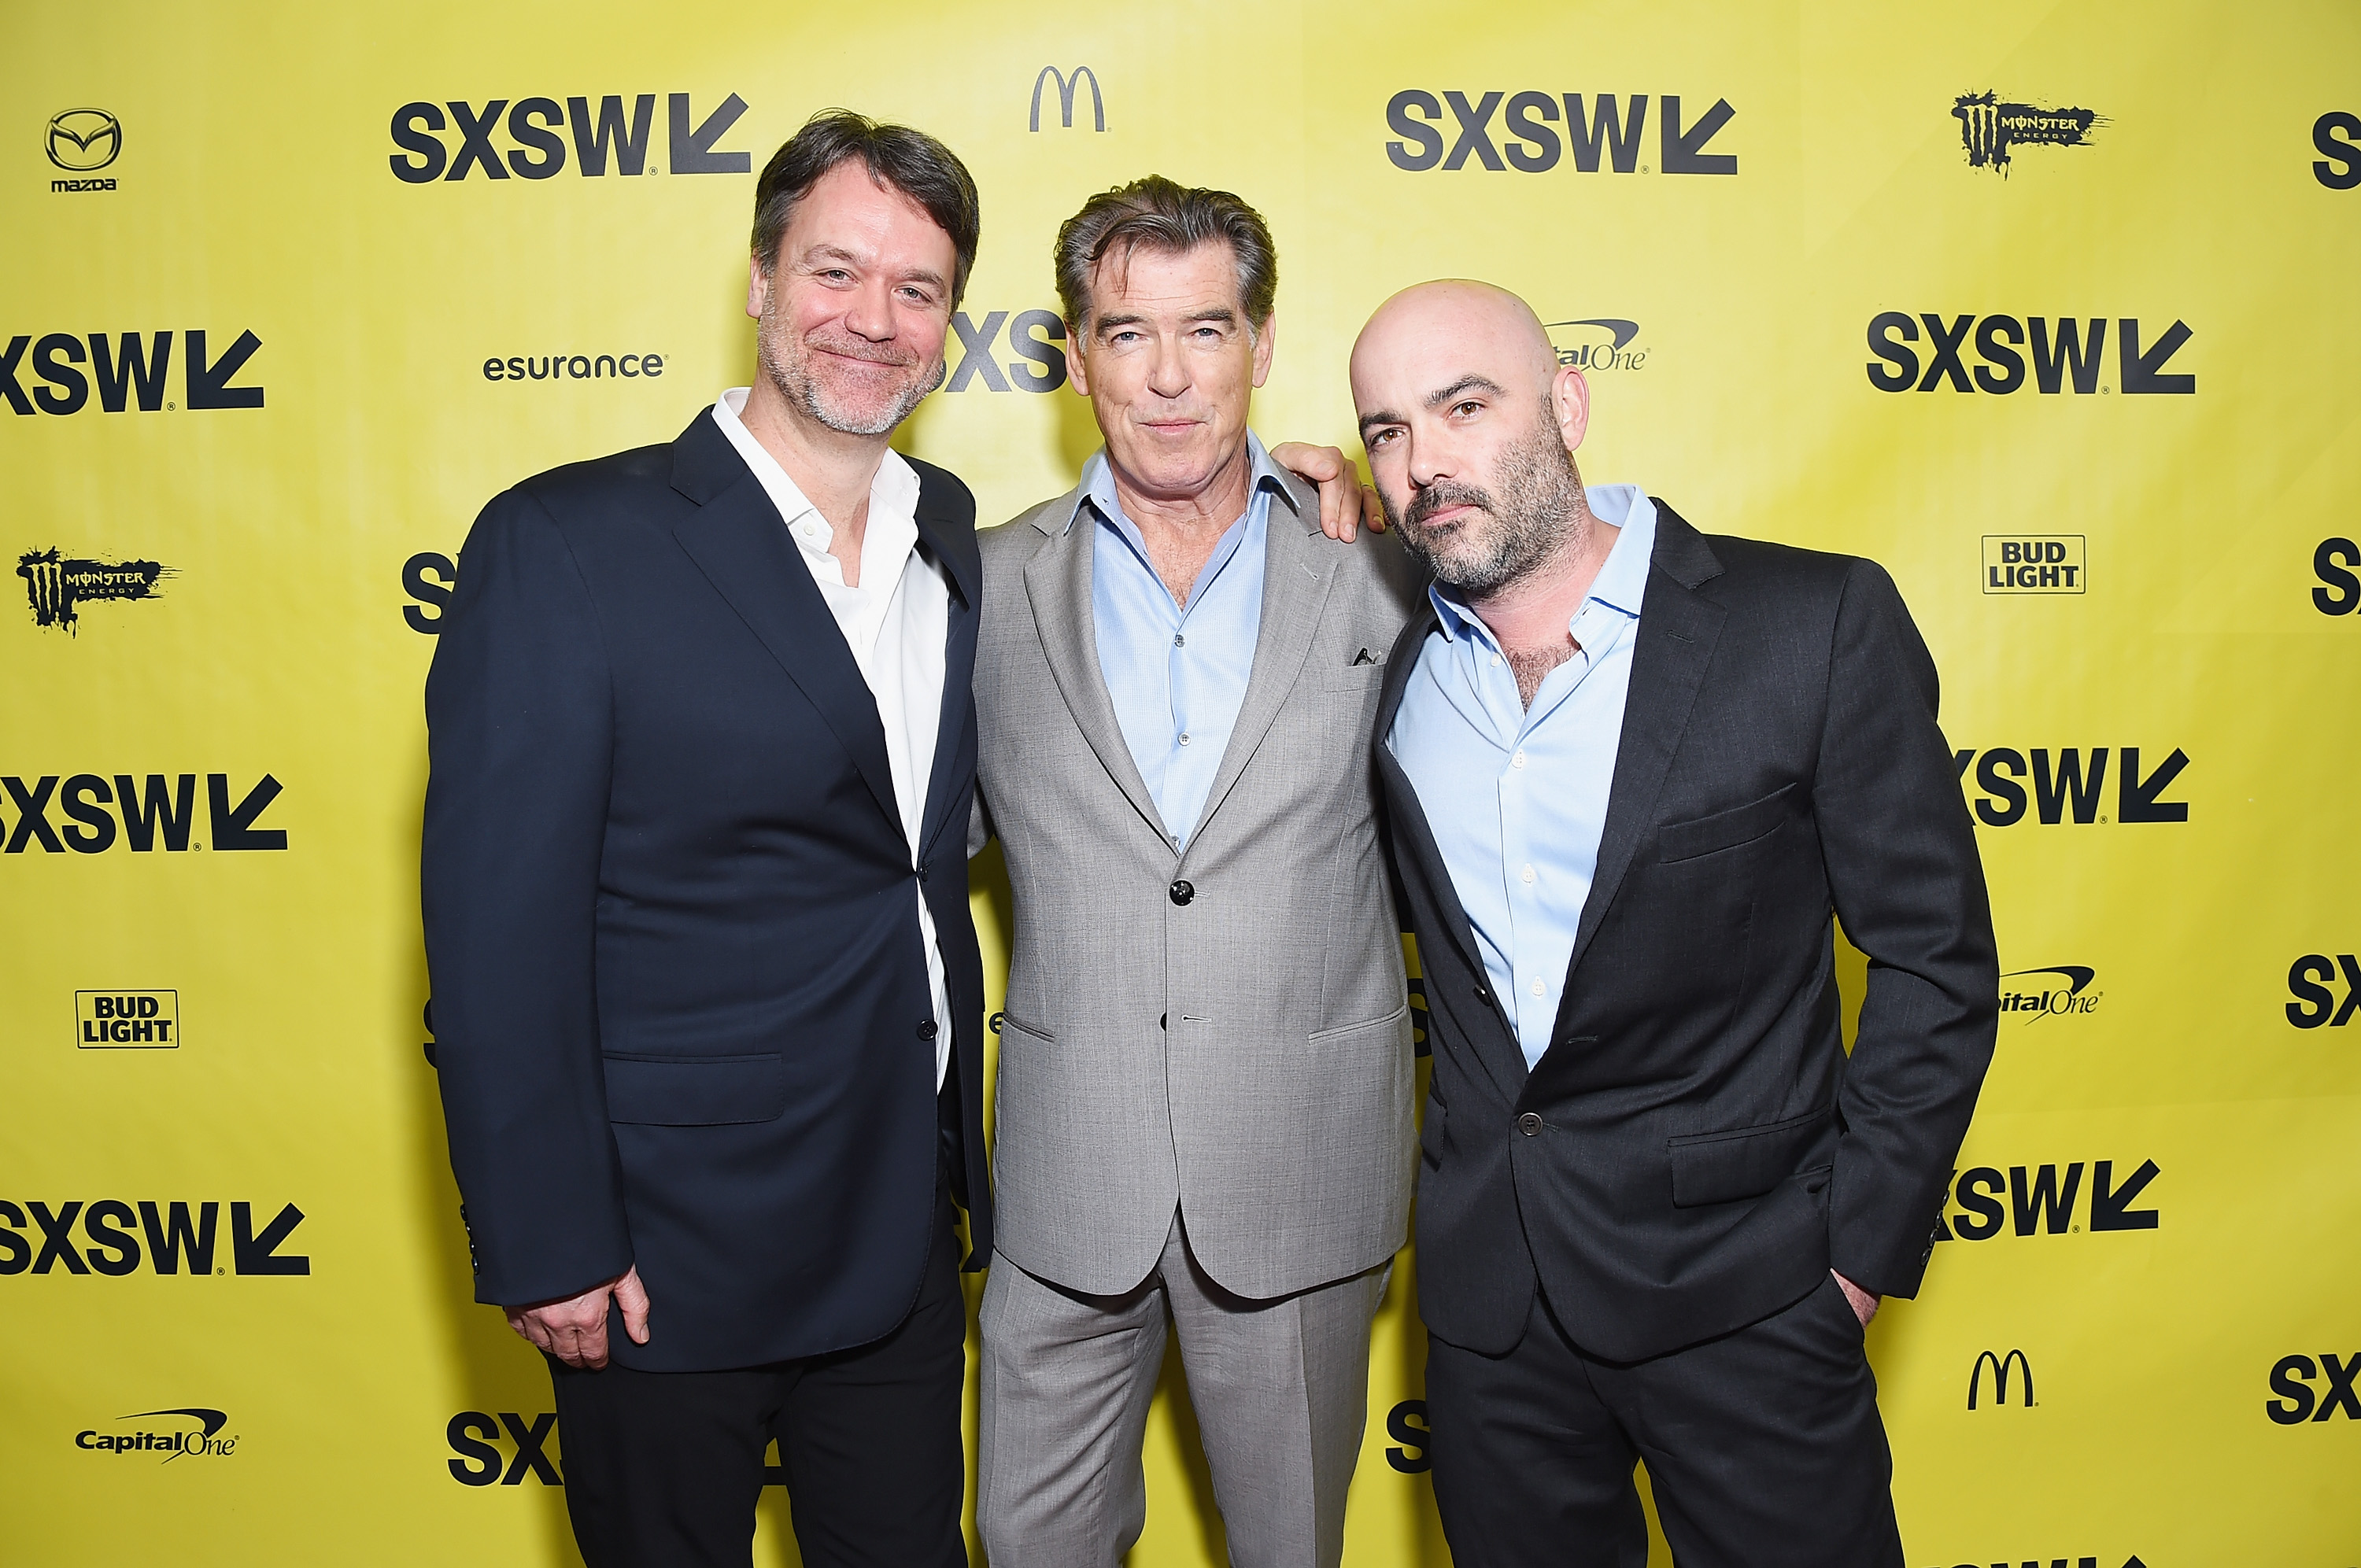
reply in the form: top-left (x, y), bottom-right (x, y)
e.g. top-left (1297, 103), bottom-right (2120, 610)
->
top-left (1350, 279), bottom-right (1561, 416)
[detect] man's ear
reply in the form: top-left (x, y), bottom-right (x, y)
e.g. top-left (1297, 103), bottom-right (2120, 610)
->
top-left (746, 257), bottom-right (769, 323)
top-left (1065, 322), bottom-right (1094, 396)
top-left (1251, 310), bottom-right (1278, 389)
top-left (1554, 363), bottom-right (1591, 452)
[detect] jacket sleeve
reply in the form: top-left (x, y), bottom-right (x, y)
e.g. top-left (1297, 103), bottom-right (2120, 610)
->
top-left (422, 486), bottom-right (634, 1308)
top-left (1813, 559), bottom-right (1998, 1299)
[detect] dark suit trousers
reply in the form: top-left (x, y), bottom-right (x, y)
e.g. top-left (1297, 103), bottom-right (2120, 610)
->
top-left (549, 1179), bottom-right (967, 1568)
top-left (1424, 1273), bottom-right (1902, 1568)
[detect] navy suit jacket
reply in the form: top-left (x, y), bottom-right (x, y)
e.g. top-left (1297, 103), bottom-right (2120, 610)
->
top-left (423, 408), bottom-right (990, 1372)
top-left (1380, 504), bottom-right (1997, 1364)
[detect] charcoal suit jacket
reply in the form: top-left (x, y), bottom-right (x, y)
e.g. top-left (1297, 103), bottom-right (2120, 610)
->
top-left (423, 408), bottom-right (990, 1372)
top-left (1379, 502), bottom-right (1997, 1363)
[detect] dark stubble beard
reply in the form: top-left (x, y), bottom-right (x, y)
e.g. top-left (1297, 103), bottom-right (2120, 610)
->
top-left (1387, 410), bottom-right (1591, 595)
top-left (756, 290), bottom-right (948, 438)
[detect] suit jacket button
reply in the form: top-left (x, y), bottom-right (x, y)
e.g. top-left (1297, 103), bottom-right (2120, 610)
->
top-left (1169, 880), bottom-right (1195, 906)
top-left (1517, 1112), bottom-right (1543, 1136)
top-left (918, 1020), bottom-right (939, 1040)
top-left (1472, 985), bottom-right (1491, 1003)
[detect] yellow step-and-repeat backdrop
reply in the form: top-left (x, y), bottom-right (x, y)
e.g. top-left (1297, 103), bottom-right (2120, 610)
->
top-left (5, 2), bottom-right (2357, 1564)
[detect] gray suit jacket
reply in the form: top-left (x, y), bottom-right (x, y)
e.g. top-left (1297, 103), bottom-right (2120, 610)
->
top-left (973, 465), bottom-right (1424, 1299)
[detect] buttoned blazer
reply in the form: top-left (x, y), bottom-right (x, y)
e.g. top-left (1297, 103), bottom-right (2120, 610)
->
top-left (1378, 504), bottom-right (1999, 1363)
top-left (423, 409), bottom-right (991, 1373)
top-left (972, 469), bottom-right (1424, 1299)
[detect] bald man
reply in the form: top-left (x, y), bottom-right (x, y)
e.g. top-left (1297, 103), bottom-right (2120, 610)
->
top-left (1350, 282), bottom-right (1997, 1566)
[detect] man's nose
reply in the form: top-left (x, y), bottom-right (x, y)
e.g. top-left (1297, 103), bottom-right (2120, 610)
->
top-left (1145, 338), bottom-right (1192, 400)
top-left (1405, 430), bottom-right (1452, 489)
top-left (841, 278), bottom-right (897, 341)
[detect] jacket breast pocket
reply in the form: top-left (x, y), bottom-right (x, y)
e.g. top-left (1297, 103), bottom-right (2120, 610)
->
top-left (603, 1052), bottom-right (789, 1126)
top-left (1666, 1105), bottom-right (1832, 1207)
top-left (1657, 783), bottom-right (1798, 863)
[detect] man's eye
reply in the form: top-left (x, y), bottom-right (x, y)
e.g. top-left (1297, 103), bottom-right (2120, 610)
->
top-left (1453, 400), bottom-right (1483, 417)
top-left (1368, 429), bottom-right (1398, 447)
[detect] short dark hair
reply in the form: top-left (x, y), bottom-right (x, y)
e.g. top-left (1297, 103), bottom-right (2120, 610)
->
top-left (750, 109), bottom-right (981, 306)
top-left (1054, 175), bottom-right (1277, 334)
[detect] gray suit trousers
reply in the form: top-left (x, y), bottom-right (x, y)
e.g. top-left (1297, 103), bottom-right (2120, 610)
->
top-left (977, 1219), bottom-right (1386, 1568)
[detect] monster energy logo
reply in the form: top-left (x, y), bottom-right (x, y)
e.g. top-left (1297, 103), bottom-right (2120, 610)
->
top-left (1953, 91), bottom-right (2099, 173)
top-left (17, 548), bottom-right (169, 633)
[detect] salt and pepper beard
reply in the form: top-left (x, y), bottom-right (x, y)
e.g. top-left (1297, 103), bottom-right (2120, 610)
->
top-left (1387, 406), bottom-right (1592, 596)
top-left (755, 282), bottom-right (948, 438)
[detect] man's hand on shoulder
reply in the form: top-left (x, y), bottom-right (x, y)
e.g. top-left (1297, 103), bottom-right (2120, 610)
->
top-left (1269, 441), bottom-right (1386, 541)
top-left (506, 1265), bottom-right (652, 1368)
top-left (1832, 1269), bottom-right (1880, 1326)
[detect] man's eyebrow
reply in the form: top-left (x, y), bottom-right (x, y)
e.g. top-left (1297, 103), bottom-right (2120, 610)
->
top-left (1424, 374), bottom-right (1506, 408)
top-left (1356, 407), bottom-right (1404, 438)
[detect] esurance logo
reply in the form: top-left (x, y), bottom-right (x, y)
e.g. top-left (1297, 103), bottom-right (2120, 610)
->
top-left (2313, 112), bottom-right (2359, 190)
top-left (19, 548), bottom-right (171, 633)
top-left (2000, 965), bottom-right (2101, 1024)
top-left (1952, 91), bottom-right (2100, 173)
top-left (1, 1200), bottom-right (309, 1275)
top-left (3, 330), bottom-right (264, 415)
top-left (389, 94), bottom-right (750, 182)
top-left (76, 1408), bottom-right (236, 1461)
top-left (1983, 536), bottom-right (2083, 594)
top-left (2285, 954), bottom-right (2360, 1029)
top-left (48, 108), bottom-right (122, 192)
top-left (1934, 1159), bottom-right (2160, 1241)
top-left (2314, 537), bottom-right (2359, 615)
top-left (1385, 91), bottom-right (1735, 175)
top-left (1968, 1348), bottom-right (2034, 1409)
top-left (2, 773), bottom-right (288, 853)
top-left (1953, 747), bottom-right (2189, 825)
top-left (1545, 318), bottom-right (1647, 372)
top-left (2265, 1352), bottom-right (2361, 1423)
top-left (1868, 314), bottom-right (2192, 395)
top-left (78, 990), bottom-right (179, 1049)
top-left (946, 309), bottom-right (1068, 393)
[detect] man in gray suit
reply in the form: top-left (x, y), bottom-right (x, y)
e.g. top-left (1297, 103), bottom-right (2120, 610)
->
top-left (969, 176), bottom-right (1423, 1568)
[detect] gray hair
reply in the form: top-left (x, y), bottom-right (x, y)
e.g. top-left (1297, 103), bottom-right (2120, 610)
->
top-left (1053, 175), bottom-right (1277, 334)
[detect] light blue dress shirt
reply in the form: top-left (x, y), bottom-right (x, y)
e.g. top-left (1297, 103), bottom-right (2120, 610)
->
top-left (1079, 434), bottom-right (1288, 849)
top-left (1385, 485), bottom-right (1658, 1068)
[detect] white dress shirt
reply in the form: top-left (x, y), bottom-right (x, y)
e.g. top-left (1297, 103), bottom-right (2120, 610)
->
top-left (711, 386), bottom-right (953, 1087)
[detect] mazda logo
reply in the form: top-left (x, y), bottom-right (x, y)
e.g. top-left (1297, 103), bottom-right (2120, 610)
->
top-left (46, 108), bottom-right (122, 172)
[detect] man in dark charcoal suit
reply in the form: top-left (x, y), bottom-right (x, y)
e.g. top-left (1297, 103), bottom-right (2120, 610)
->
top-left (422, 113), bottom-right (992, 1567)
top-left (1348, 280), bottom-right (1998, 1566)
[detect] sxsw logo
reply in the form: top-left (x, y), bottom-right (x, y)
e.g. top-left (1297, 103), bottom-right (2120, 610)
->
top-left (1967, 1348), bottom-right (2034, 1409)
top-left (3, 330), bottom-right (264, 415)
top-left (1866, 314), bottom-right (2192, 395)
top-left (2313, 112), bottom-right (2359, 190)
top-left (1382, 1398), bottom-right (1430, 1473)
top-left (2265, 1352), bottom-right (2361, 1423)
top-left (2, 773), bottom-right (287, 853)
top-left (19, 548), bottom-right (172, 632)
top-left (1029, 66), bottom-right (1106, 132)
top-left (946, 309), bottom-right (1068, 393)
top-left (78, 990), bottom-right (179, 1049)
top-left (1384, 91), bottom-right (1735, 175)
top-left (1952, 91), bottom-right (2100, 174)
top-left (388, 94), bottom-right (750, 183)
top-left (448, 1412), bottom-right (563, 1485)
top-left (2284, 954), bottom-right (2360, 1029)
top-left (1925, 1556), bottom-right (2147, 1567)
top-left (1934, 1160), bottom-right (2160, 1241)
top-left (1999, 966), bottom-right (2100, 1024)
top-left (1982, 537), bottom-right (2083, 594)
top-left (75, 1408), bottom-right (236, 1461)
top-left (0, 1200), bottom-right (309, 1275)
top-left (2313, 537), bottom-right (2359, 615)
top-left (404, 552), bottom-right (457, 633)
top-left (1953, 747), bottom-right (2189, 825)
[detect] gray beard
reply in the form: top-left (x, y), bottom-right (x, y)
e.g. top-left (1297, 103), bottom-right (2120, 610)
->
top-left (756, 308), bottom-right (945, 439)
top-left (1391, 415), bottom-right (1588, 595)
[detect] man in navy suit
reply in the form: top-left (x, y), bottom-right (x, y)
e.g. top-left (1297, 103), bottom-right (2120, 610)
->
top-left (423, 112), bottom-right (992, 1567)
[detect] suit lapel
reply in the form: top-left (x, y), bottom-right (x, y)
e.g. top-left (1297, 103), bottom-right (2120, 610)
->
top-left (1562, 506), bottom-right (1727, 981)
top-left (665, 411), bottom-right (901, 834)
top-left (1375, 602), bottom-right (1532, 1098)
top-left (912, 462), bottom-right (979, 860)
top-left (1023, 490), bottom-right (1173, 847)
top-left (1191, 475), bottom-right (1333, 840)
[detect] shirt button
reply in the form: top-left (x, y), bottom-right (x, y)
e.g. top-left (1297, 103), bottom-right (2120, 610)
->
top-left (917, 1020), bottom-right (938, 1041)
top-left (1490, 653), bottom-right (1502, 668)
top-left (1517, 1112), bottom-right (1543, 1136)
top-left (1177, 732), bottom-right (1192, 746)
top-left (1174, 633), bottom-right (1186, 647)
top-left (1521, 864), bottom-right (1536, 884)
top-left (1512, 751), bottom-right (1526, 769)
top-left (1531, 978), bottom-right (1546, 997)
top-left (1169, 880), bottom-right (1195, 906)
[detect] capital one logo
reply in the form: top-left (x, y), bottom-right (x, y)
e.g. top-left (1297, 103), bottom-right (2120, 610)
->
top-left (388, 93), bottom-right (750, 183)
top-left (75, 1407), bottom-right (235, 1461)
top-left (46, 108), bottom-right (122, 172)
top-left (1029, 66), bottom-right (1106, 132)
top-left (1967, 1348), bottom-right (2034, 1409)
